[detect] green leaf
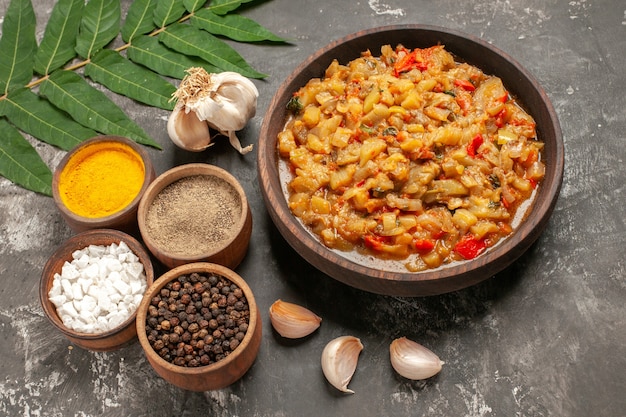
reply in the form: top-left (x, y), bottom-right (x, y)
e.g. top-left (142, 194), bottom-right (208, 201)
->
top-left (0, 88), bottom-right (97, 151)
top-left (0, 0), bottom-right (37, 95)
top-left (85, 49), bottom-right (176, 110)
top-left (0, 119), bottom-right (53, 196)
top-left (159, 23), bottom-right (267, 78)
top-left (153, 0), bottom-right (187, 28)
top-left (0, 0), bottom-right (284, 195)
top-left (127, 35), bottom-right (221, 79)
top-left (121, 0), bottom-right (159, 43)
top-left (39, 70), bottom-right (161, 149)
top-left (192, 9), bottom-right (286, 42)
top-left (75, 0), bottom-right (121, 59)
top-left (207, 0), bottom-right (256, 15)
top-left (33, 0), bottom-right (84, 75)
top-left (183, 0), bottom-right (208, 13)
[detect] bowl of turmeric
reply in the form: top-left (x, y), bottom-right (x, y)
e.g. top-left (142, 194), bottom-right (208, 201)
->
top-left (52, 135), bottom-right (156, 234)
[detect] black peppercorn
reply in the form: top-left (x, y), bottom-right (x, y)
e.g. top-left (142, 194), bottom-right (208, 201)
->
top-left (144, 272), bottom-right (250, 368)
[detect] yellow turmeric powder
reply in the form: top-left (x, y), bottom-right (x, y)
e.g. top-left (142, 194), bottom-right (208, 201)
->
top-left (58, 141), bottom-right (145, 218)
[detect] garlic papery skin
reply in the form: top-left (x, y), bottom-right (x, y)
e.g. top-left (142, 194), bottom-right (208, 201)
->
top-left (167, 68), bottom-right (258, 154)
top-left (321, 336), bottom-right (363, 394)
top-left (269, 299), bottom-right (322, 339)
top-left (389, 337), bottom-right (444, 380)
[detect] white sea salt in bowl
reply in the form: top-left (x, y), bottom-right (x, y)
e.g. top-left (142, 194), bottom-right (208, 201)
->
top-left (40, 229), bottom-right (154, 351)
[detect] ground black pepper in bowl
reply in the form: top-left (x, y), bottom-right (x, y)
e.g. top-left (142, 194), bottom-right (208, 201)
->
top-left (137, 163), bottom-right (253, 270)
top-left (144, 175), bottom-right (242, 256)
top-left (145, 271), bottom-right (250, 367)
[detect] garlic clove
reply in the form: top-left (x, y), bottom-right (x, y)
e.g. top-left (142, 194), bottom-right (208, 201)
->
top-left (269, 299), bottom-right (322, 339)
top-left (389, 337), bottom-right (444, 380)
top-left (168, 68), bottom-right (258, 154)
top-left (167, 102), bottom-right (215, 152)
top-left (321, 335), bottom-right (363, 394)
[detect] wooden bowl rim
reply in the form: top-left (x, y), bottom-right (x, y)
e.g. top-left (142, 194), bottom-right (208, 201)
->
top-left (257, 24), bottom-right (564, 295)
top-left (135, 262), bottom-right (260, 375)
top-left (52, 135), bottom-right (155, 227)
top-left (137, 163), bottom-right (250, 263)
top-left (39, 228), bottom-right (155, 340)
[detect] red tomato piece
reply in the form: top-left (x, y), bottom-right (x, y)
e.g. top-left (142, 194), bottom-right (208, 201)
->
top-left (454, 78), bottom-right (476, 91)
top-left (413, 239), bottom-right (435, 253)
top-left (467, 134), bottom-right (484, 158)
top-left (454, 234), bottom-right (487, 260)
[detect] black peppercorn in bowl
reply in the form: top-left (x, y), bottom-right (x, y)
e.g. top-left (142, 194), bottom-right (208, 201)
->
top-left (136, 262), bottom-right (262, 391)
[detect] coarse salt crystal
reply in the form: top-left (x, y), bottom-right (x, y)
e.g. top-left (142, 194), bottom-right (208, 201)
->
top-left (78, 277), bottom-right (93, 294)
top-left (61, 262), bottom-right (80, 280)
top-left (133, 294), bottom-right (143, 306)
top-left (130, 279), bottom-right (143, 295)
top-left (107, 311), bottom-right (126, 329)
top-left (49, 295), bottom-right (66, 308)
top-left (108, 292), bottom-right (123, 305)
top-left (49, 277), bottom-right (62, 298)
top-left (83, 263), bottom-right (100, 280)
top-left (112, 275), bottom-right (131, 295)
top-left (87, 244), bottom-right (106, 258)
top-left (81, 295), bottom-right (97, 312)
top-left (74, 253), bottom-right (90, 269)
top-left (125, 263), bottom-right (144, 280)
top-left (59, 301), bottom-right (78, 317)
top-left (97, 291), bottom-right (112, 312)
top-left (61, 279), bottom-right (74, 300)
top-left (79, 309), bottom-right (95, 324)
top-left (71, 282), bottom-right (84, 300)
top-left (49, 241), bottom-right (147, 334)
top-left (118, 270), bottom-right (130, 284)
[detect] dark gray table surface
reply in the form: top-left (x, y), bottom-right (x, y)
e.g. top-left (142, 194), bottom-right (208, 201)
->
top-left (1, 0), bottom-right (625, 416)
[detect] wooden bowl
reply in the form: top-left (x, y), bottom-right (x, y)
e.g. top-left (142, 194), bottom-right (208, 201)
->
top-left (39, 229), bottom-right (155, 351)
top-left (257, 25), bottom-right (564, 296)
top-left (136, 262), bottom-right (262, 391)
top-left (137, 163), bottom-right (252, 270)
top-left (52, 135), bottom-right (156, 235)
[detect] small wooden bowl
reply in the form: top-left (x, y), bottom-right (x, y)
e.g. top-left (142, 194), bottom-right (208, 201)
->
top-left (136, 262), bottom-right (262, 391)
top-left (39, 229), bottom-right (155, 351)
top-left (137, 163), bottom-right (252, 270)
top-left (52, 135), bottom-right (156, 235)
top-left (257, 25), bottom-right (565, 296)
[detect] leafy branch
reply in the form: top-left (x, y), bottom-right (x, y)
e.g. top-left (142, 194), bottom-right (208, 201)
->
top-left (0, 0), bottom-right (286, 196)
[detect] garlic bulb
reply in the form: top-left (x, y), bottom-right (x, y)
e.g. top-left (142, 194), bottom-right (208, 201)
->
top-left (167, 68), bottom-right (258, 154)
top-left (321, 336), bottom-right (363, 394)
top-left (389, 337), bottom-right (444, 380)
top-left (269, 299), bottom-right (322, 339)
